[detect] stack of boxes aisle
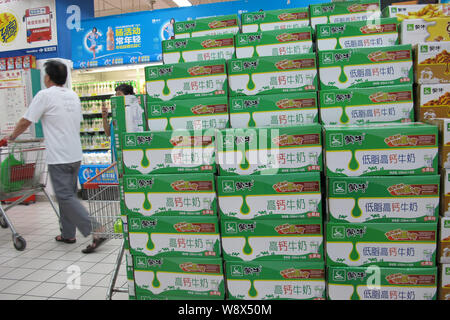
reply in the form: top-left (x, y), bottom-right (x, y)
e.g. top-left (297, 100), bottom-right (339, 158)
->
top-left (386, 3), bottom-right (450, 301)
top-left (116, 14), bottom-right (244, 300)
top-left (219, 5), bottom-right (327, 300)
top-left (110, 1), bottom-right (450, 300)
top-left (386, 2), bottom-right (450, 301)
top-left (315, 2), bottom-right (442, 298)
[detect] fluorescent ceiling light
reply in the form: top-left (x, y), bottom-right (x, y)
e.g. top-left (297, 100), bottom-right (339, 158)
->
top-left (173, 0), bottom-right (192, 7)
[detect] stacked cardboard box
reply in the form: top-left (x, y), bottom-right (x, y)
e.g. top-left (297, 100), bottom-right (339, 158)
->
top-left (174, 14), bottom-right (240, 39)
top-left (111, 94), bottom-right (148, 300)
top-left (309, 0), bottom-right (381, 29)
top-left (315, 17), bottom-right (399, 51)
top-left (324, 123), bottom-right (439, 300)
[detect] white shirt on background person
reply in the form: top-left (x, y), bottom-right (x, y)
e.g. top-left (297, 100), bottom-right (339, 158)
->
top-left (24, 86), bottom-right (83, 165)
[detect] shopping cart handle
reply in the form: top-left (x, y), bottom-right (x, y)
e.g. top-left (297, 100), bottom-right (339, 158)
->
top-left (0, 139), bottom-right (7, 147)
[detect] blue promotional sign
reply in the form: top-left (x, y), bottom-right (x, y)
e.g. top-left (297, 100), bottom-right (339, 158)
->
top-left (0, 0), bottom-right (93, 60)
top-left (72, 0), bottom-right (326, 69)
top-left (78, 164), bottom-right (118, 185)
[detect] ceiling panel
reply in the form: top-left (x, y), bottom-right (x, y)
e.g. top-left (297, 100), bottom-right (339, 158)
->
top-left (94, 0), bottom-right (234, 17)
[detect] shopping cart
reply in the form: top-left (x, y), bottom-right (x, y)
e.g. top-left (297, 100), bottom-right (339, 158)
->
top-left (83, 162), bottom-right (128, 300)
top-left (0, 138), bottom-right (60, 251)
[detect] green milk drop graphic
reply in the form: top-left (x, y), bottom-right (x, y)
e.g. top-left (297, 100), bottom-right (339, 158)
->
top-left (339, 107), bottom-right (349, 124)
top-left (243, 236), bottom-right (253, 255)
top-left (351, 285), bottom-right (360, 300)
top-left (239, 151), bottom-right (250, 170)
top-left (162, 79), bottom-right (171, 96)
top-left (351, 198), bottom-right (362, 218)
top-left (248, 115), bottom-right (256, 127)
top-left (143, 192), bottom-right (152, 211)
top-left (240, 196), bottom-right (250, 215)
top-left (166, 119), bottom-right (174, 131)
top-left (349, 150), bottom-right (360, 171)
top-left (147, 233), bottom-right (155, 251)
top-left (248, 280), bottom-right (258, 298)
top-left (338, 66), bottom-right (348, 84)
top-left (179, 54), bottom-right (185, 63)
top-left (141, 151), bottom-right (150, 168)
top-left (349, 241), bottom-right (360, 261)
top-left (247, 74), bottom-right (256, 91)
top-left (152, 271), bottom-right (161, 288)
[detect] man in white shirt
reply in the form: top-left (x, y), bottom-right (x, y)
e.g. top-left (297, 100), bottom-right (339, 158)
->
top-left (6, 60), bottom-right (106, 254)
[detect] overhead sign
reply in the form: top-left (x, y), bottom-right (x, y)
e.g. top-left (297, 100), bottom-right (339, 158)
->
top-left (0, 0), bottom-right (58, 56)
top-left (71, 0), bottom-right (325, 69)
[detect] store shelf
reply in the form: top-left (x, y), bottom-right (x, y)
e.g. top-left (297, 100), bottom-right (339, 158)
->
top-left (80, 130), bottom-right (106, 133)
top-left (79, 94), bottom-right (113, 100)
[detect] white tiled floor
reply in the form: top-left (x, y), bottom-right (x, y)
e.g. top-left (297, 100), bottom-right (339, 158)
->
top-left (0, 201), bottom-right (129, 300)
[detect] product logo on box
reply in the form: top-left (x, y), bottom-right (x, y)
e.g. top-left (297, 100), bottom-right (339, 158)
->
top-left (243, 266), bottom-right (262, 276)
top-left (225, 222), bottom-right (238, 234)
top-left (238, 222), bottom-right (256, 233)
top-left (446, 267), bottom-right (450, 275)
top-left (238, 35), bottom-right (248, 45)
top-left (235, 180), bottom-right (254, 191)
top-left (331, 226), bottom-right (345, 239)
top-left (222, 180), bottom-right (235, 193)
top-left (151, 105), bottom-right (161, 116)
top-left (230, 265), bottom-right (243, 276)
top-left (348, 182), bottom-right (368, 193)
top-left (332, 269), bottom-right (347, 281)
top-left (231, 61), bottom-right (242, 72)
top-left (322, 53), bottom-right (334, 64)
top-left (333, 181), bottom-right (347, 194)
top-left (232, 99), bottom-right (243, 110)
top-left (126, 178), bottom-right (138, 189)
top-left (445, 220), bottom-right (450, 228)
top-left (420, 45), bottom-right (429, 53)
top-left (344, 134), bottom-right (365, 145)
top-left (407, 24), bottom-right (414, 32)
top-left (346, 227), bottom-right (367, 238)
top-left (320, 26), bottom-right (330, 36)
top-left (423, 87), bottom-right (431, 95)
top-left (329, 133), bottom-right (344, 147)
top-left (135, 256), bottom-right (147, 268)
top-left (324, 93), bottom-right (335, 104)
top-left (147, 258), bottom-right (163, 267)
top-left (125, 135), bottom-right (137, 147)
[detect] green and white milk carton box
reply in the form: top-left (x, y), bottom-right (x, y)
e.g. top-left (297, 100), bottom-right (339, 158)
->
top-left (174, 15), bottom-right (240, 39)
top-left (327, 175), bottom-right (440, 223)
top-left (147, 96), bottom-right (229, 131)
top-left (221, 219), bottom-right (323, 262)
top-left (241, 7), bottom-right (310, 33)
top-left (218, 173), bottom-right (322, 220)
top-left (217, 125), bottom-right (322, 176)
top-left (133, 256), bottom-right (225, 300)
top-left (119, 130), bottom-right (215, 175)
top-left (318, 44), bottom-right (413, 90)
top-left (127, 216), bottom-right (221, 258)
top-left (227, 54), bottom-right (317, 97)
top-left (162, 34), bottom-right (235, 64)
top-left (327, 266), bottom-right (438, 300)
top-left (315, 17), bottom-right (399, 51)
top-left (225, 261), bottom-right (326, 300)
top-left (326, 222), bottom-right (438, 267)
top-left (310, 0), bottom-right (381, 29)
top-left (324, 123), bottom-right (438, 177)
top-left (229, 92), bottom-right (318, 128)
top-left (235, 27), bottom-right (313, 59)
top-left (319, 85), bottom-right (414, 125)
top-left (145, 60), bottom-right (227, 102)
top-left (121, 173), bottom-right (216, 218)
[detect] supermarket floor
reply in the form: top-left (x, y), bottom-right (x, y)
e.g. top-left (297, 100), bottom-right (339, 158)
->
top-left (0, 200), bottom-right (129, 300)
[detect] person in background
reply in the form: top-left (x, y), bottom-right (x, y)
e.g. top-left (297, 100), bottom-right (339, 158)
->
top-left (5, 60), bottom-right (106, 254)
top-left (102, 83), bottom-right (134, 138)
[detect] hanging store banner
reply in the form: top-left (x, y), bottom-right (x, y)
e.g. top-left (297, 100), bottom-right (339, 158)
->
top-left (71, 0), bottom-right (325, 69)
top-left (0, 0), bottom-right (58, 56)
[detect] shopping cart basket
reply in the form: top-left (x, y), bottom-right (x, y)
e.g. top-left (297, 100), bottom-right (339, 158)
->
top-left (0, 139), bottom-right (60, 251)
top-left (83, 162), bottom-right (128, 300)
